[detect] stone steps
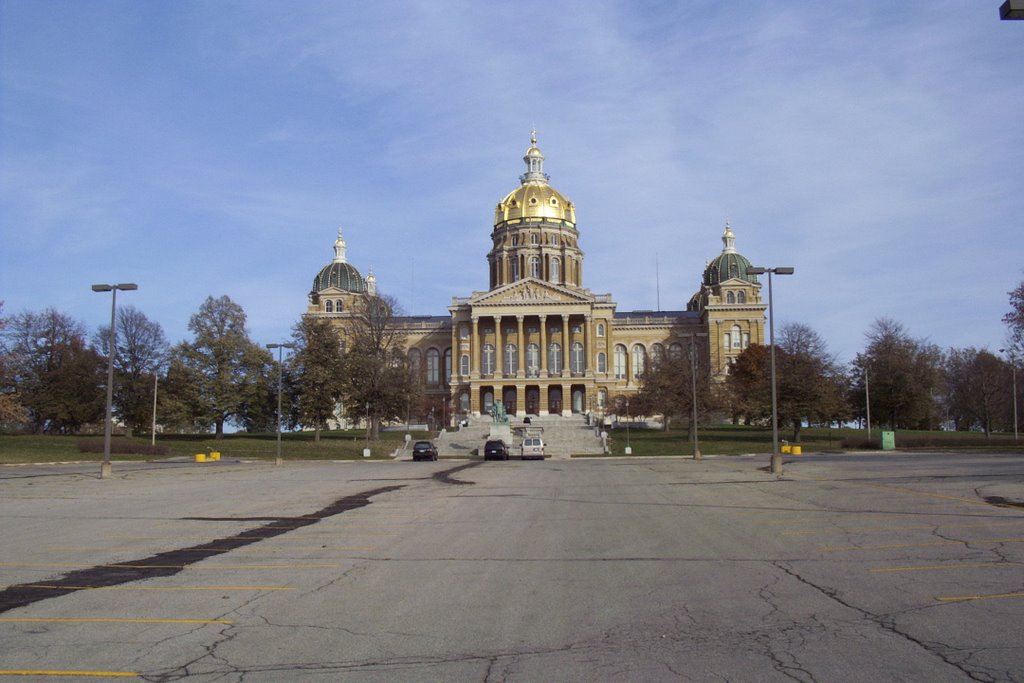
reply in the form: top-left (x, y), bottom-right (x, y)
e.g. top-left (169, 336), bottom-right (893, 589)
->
top-left (435, 415), bottom-right (606, 458)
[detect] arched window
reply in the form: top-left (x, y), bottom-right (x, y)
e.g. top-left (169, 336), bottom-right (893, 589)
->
top-left (570, 341), bottom-right (585, 374)
top-left (409, 349), bottom-right (422, 377)
top-left (632, 344), bottom-right (646, 378)
top-left (550, 234), bottom-right (558, 246)
top-left (481, 344), bottom-right (495, 375)
top-left (444, 348), bottom-right (452, 384)
top-left (460, 392), bottom-right (470, 412)
top-left (614, 345), bottom-right (627, 379)
top-left (669, 343), bottom-right (684, 359)
top-left (530, 256), bottom-right (541, 278)
top-left (526, 343), bottom-right (540, 377)
top-left (531, 233), bottom-right (539, 244)
top-left (727, 291), bottom-right (736, 304)
top-left (651, 343), bottom-right (665, 364)
top-left (460, 354), bottom-right (470, 377)
top-left (335, 299), bottom-right (343, 312)
top-left (426, 348), bottom-right (440, 385)
top-left (324, 300), bottom-right (333, 313)
top-left (731, 325), bottom-right (742, 349)
top-left (737, 291), bottom-right (746, 304)
top-left (596, 322), bottom-right (605, 337)
top-left (510, 259), bottom-right (519, 281)
top-left (550, 257), bottom-right (561, 283)
top-left (598, 389), bottom-right (607, 408)
top-left (504, 343), bottom-right (518, 376)
top-left (597, 352), bottom-right (607, 373)
top-left (460, 324), bottom-right (469, 339)
top-left (548, 342), bottom-right (563, 374)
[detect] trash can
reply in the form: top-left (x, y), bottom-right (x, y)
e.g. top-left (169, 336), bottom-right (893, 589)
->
top-left (881, 431), bottom-right (895, 450)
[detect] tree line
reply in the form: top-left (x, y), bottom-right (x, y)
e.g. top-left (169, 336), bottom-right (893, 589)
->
top-left (0, 293), bottom-right (421, 440)
top-left (611, 280), bottom-right (1024, 441)
top-left (1, 279), bottom-right (1022, 440)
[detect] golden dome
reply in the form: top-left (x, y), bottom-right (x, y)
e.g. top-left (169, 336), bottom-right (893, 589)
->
top-left (494, 130), bottom-right (576, 226)
top-left (495, 184), bottom-right (576, 225)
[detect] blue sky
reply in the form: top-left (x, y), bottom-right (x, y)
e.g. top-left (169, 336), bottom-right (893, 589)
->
top-left (2, 0), bottom-right (1021, 364)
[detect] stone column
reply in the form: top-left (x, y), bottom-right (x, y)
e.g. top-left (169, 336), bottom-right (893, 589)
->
top-left (471, 316), bottom-right (480, 379)
top-left (539, 315), bottom-right (548, 378)
top-left (561, 315), bottom-right (570, 378)
top-left (583, 314), bottom-right (591, 376)
top-left (494, 315), bottom-right (504, 379)
top-left (516, 315), bottom-right (525, 379)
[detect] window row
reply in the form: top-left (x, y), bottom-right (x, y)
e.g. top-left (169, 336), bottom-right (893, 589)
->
top-left (407, 348), bottom-right (453, 385)
top-left (323, 299), bottom-right (344, 313)
top-left (725, 290), bottom-right (747, 304)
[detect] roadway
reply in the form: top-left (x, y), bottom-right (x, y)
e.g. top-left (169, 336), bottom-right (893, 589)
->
top-left (1, 451), bottom-right (1023, 681)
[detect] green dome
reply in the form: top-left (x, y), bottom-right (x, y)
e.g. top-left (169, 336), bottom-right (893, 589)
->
top-left (702, 223), bottom-right (759, 286)
top-left (702, 252), bottom-right (758, 286)
top-left (313, 261), bottom-right (366, 294)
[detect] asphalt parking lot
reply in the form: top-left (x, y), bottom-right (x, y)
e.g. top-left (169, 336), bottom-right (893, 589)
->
top-left (1, 451), bottom-right (1023, 681)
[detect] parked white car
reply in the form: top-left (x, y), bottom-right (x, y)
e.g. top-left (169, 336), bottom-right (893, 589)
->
top-left (521, 436), bottom-right (545, 460)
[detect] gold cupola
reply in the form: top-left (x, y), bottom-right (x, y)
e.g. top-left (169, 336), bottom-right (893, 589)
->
top-left (493, 130), bottom-right (576, 226)
top-left (487, 131), bottom-right (585, 290)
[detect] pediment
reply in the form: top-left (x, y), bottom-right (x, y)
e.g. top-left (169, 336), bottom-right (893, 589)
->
top-left (471, 279), bottom-right (594, 306)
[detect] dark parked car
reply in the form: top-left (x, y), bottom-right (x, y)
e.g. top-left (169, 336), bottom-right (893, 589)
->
top-left (412, 440), bottom-right (438, 461)
top-left (483, 439), bottom-right (509, 461)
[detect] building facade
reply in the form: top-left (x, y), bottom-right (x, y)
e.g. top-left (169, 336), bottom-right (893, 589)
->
top-left (307, 133), bottom-right (767, 423)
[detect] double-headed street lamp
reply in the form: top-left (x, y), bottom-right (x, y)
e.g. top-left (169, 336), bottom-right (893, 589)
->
top-left (999, 348), bottom-right (1019, 442)
top-left (91, 283), bottom-right (138, 479)
top-left (747, 266), bottom-right (795, 475)
top-left (266, 343), bottom-right (296, 466)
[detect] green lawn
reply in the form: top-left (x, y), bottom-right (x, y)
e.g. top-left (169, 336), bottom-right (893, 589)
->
top-left (0, 429), bottom-right (432, 465)
top-left (596, 423), bottom-right (1024, 457)
top-left (1, 425), bottom-right (1021, 464)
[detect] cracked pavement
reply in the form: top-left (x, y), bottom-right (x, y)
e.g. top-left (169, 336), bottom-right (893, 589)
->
top-left (1, 452), bottom-right (1023, 681)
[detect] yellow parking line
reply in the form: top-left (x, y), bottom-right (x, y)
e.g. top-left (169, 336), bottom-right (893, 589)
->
top-left (2, 585), bottom-right (292, 591)
top-left (936, 592), bottom-right (1024, 603)
top-left (821, 538), bottom-right (1024, 552)
top-left (0, 563), bottom-right (338, 570)
top-left (784, 521), bottom-right (1024, 536)
top-left (0, 671), bottom-right (136, 678)
top-left (856, 482), bottom-right (991, 508)
top-left (870, 562), bottom-right (1010, 573)
top-left (0, 618), bottom-right (233, 624)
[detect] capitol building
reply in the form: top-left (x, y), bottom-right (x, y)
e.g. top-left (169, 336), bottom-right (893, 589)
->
top-left (306, 133), bottom-right (767, 423)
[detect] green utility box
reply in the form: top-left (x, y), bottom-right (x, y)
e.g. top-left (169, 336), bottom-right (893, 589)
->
top-left (881, 431), bottom-right (895, 450)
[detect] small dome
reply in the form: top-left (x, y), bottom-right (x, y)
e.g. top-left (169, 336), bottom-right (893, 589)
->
top-left (313, 261), bottom-right (366, 294)
top-left (703, 252), bottom-right (757, 286)
top-left (702, 222), bottom-right (759, 286)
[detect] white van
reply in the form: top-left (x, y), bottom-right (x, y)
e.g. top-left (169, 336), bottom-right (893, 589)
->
top-left (521, 436), bottom-right (545, 460)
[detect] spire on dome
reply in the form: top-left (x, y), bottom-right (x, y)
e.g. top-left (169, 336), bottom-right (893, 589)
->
top-left (366, 266), bottom-right (377, 295)
top-left (721, 221), bottom-right (737, 254)
top-left (520, 129), bottom-right (549, 184)
top-left (333, 227), bottom-right (348, 263)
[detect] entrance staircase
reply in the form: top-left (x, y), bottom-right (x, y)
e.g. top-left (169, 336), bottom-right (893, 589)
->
top-left (435, 414), bottom-right (606, 459)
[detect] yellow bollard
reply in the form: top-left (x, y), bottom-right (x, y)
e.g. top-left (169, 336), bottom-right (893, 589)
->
top-left (194, 453), bottom-right (207, 462)
top-left (208, 451), bottom-right (221, 461)
top-left (781, 445), bottom-right (791, 454)
top-left (791, 445), bottom-right (802, 455)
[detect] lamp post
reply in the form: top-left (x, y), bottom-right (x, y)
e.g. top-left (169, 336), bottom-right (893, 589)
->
top-left (91, 283), bottom-right (138, 479)
top-left (1000, 348), bottom-right (1019, 442)
top-left (689, 337), bottom-right (701, 460)
top-left (625, 399), bottom-right (631, 455)
top-left (747, 266), bottom-right (795, 475)
top-left (266, 342), bottom-right (295, 466)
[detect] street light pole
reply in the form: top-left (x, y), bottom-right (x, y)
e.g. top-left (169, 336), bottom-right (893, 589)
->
top-left (91, 283), bottom-right (138, 479)
top-left (688, 336), bottom-right (701, 460)
top-left (1000, 348), bottom-right (1019, 442)
top-left (747, 266), bottom-right (795, 475)
top-left (266, 343), bottom-right (295, 466)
